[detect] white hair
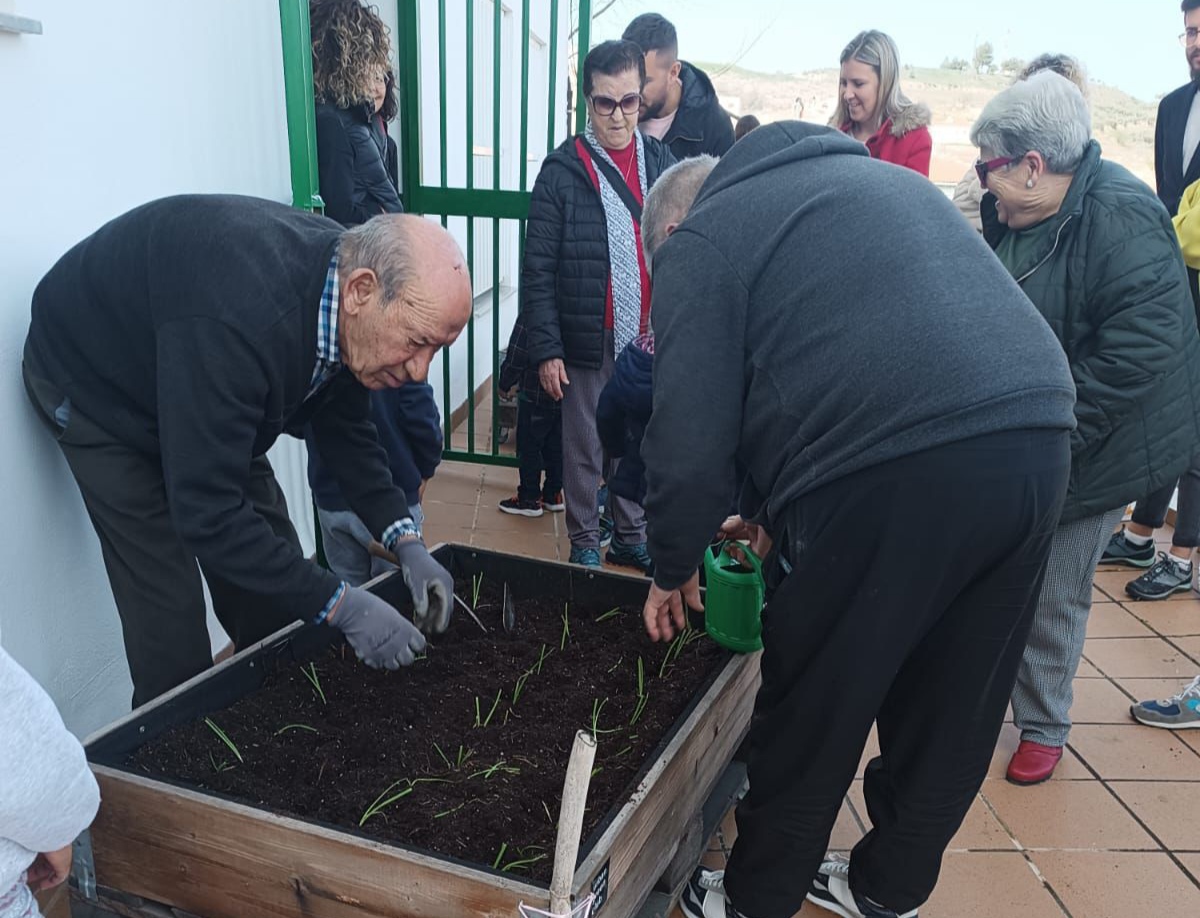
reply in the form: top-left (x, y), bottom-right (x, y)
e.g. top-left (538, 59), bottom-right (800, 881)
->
top-left (641, 155), bottom-right (719, 269)
top-left (970, 70), bottom-right (1091, 174)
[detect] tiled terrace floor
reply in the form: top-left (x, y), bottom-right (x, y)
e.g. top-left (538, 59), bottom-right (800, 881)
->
top-left (424, 441), bottom-right (1200, 918)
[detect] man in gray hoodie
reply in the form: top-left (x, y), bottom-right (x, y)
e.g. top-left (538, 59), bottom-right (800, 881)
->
top-left (640, 122), bottom-right (1077, 918)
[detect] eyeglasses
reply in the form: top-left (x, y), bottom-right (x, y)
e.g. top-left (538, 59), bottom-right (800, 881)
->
top-left (974, 154), bottom-right (1022, 189)
top-left (589, 92), bottom-right (642, 117)
top-left (1181, 28), bottom-right (1200, 46)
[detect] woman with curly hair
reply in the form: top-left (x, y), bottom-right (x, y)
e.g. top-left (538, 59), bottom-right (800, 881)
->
top-left (310, 0), bottom-right (403, 225)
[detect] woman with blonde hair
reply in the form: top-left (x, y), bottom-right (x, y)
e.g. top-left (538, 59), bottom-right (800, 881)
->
top-left (832, 30), bottom-right (932, 175)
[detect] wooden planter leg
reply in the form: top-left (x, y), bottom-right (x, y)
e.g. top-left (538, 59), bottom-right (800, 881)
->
top-left (549, 731), bottom-right (598, 915)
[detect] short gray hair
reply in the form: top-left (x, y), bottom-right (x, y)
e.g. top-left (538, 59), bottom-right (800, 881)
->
top-left (642, 155), bottom-right (718, 267)
top-left (336, 215), bottom-right (417, 304)
top-left (970, 70), bottom-right (1091, 174)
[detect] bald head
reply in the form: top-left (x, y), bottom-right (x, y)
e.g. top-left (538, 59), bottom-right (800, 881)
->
top-left (337, 214), bottom-right (473, 389)
top-left (641, 156), bottom-right (718, 270)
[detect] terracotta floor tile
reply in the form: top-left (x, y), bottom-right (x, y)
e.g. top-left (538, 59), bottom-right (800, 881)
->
top-left (1178, 852), bottom-right (1200, 882)
top-left (1032, 851), bottom-right (1200, 918)
top-left (1109, 781), bottom-right (1200, 851)
top-left (979, 778), bottom-right (1156, 850)
top-left (922, 852), bottom-right (1066, 918)
top-left (473, 508), bottom-right (558, 533)
top-left (470, 529), bottom-right (560, 562)
top-left (988, 722), bottom-right (1092, 780)
top-left (1091, 585), bottom-right (1117, 604)
top-left (1069, 677), bottom-right (1142, 724)
top-left (422, 501), bottom-right (479, 530)
top-left (1121, 600), bottom-right (1200, 637)
top-left (423, 525), bottom-right (477, 550)
top-left (1067, 724), bottom-right (1200, 780)
top-left (1086, 603), bottom-right (1155, 638)
top-left (1181, 732), bottom-right (1200, 756)
top-left (829, 798), bottom-right (863, 851)
top-left (1082, 636), bottom-right (1197, 679)
top-left (1114, 677), bottom-right (1195, 708)
top-left (947, 794), bottom-right (1016, 851)
top-left (1075, 656), bottom-right (1104, 678)
top-left (1175, 635), bottom-right (1200, 664)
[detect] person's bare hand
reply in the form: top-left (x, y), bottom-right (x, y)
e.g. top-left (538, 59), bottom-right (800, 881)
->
top-left (643, 572), bottom-right (703, 642)
top-left (538, 359), bottom-right (570, 401)
top-left (719, 515), bottom-right (772, 558)
top-left (26, 844), bottom-right (72, 891)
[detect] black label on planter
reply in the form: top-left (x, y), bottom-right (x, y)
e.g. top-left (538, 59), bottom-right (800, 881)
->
top-left (588, 860), bottom-right (610, 916)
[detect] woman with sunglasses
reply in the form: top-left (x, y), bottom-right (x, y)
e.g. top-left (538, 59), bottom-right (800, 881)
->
top-left (831, 30), bottom-right (931, 176)
top-left (972, 71), bottom-right (1200, 786)
top-left (520, 40), bottom-right (675, 572)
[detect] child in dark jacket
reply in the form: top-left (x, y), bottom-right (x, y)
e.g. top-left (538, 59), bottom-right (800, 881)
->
top-left (595, 333), bottom-right (655, 505)
top-left (498, 318), bottom-right (564, 517)
top-left (305, 383), bottom-right (443, 585)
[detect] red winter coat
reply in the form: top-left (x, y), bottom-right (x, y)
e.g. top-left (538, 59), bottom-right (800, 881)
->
top-left (841, 102), bottom-right (933, 177)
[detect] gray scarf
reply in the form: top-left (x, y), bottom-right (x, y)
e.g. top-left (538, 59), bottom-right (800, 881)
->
top-left (584, 124), bottom-right (647, 358)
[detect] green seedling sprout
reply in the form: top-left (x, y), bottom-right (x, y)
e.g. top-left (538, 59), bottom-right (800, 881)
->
top-left (589, 698), bottom-right (621, 740)
top-left (630, 656), bottom-right (649, 725)
top-left (591, 766), bottom-right (603, 778)
top-left (457, 745), bottom-right (473, 769)
top-left (433, 742), bottom-right (453, 771)
top-left (471, 572), bottom-right (484, 609)
top-left (615, 745), bottom-right (633, 758)
top-left (542, 800), bottom-right (554, 824)
top-left (534, 643), bottom-right (551, 675)
top-left (468, 760), bottom-right (521, 780)
top-left (630, 695), bottom-right (649, 726)
top-left (301, 663), bottom-right (327, 705)
top-left (474, 689), bottom-right (503, 728)
top-left (208, 752), bottom-right (232, 773)
top-left (606, 655), bottom-right (624, 674)
top-left (274, 723), bottom-right (318, 736)
top-left (204, 717), bottom-right (243, 763)
top-left (659, 627), bottom-right (690, 678)
top-left (595, 606), bottom-right (621, 623)
top-left (434, 802), bottom-right (466, 819)
top-left (560, 604), bottom-right (571, 650)
top-left (492, 842), bottom-right (508, 870)
top-left (512, 669), bottom-right (532, 706)
top-left (502, 848), bottom-right (548, 873)
top-left (359, 779), bottom-right (414, 826)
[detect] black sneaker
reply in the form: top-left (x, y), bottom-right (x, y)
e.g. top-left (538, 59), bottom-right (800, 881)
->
top-left (807, 855), bottom-right (918, 918)
top-left (1102, 528), bottom-right (1156, 569)
top-left (498, 495), bottom-right (543, 517)
top-left (678, 868), bottom-right (751, 918)
top-left (1125, 552), bottom-right (1193, 601)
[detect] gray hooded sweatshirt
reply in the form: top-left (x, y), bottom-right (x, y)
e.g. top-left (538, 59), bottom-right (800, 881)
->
top-left (642, 121), bottom-right (1077, 589)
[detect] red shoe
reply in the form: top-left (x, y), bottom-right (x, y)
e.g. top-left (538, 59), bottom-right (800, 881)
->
top-left (1006, 740), bottom-right (1063, 785)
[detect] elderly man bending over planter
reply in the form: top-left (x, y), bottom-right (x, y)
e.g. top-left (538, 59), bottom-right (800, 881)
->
top-left (24, 198), bottom-right (471, 707)
top-left (637, 124), bottom-right (1077, 918)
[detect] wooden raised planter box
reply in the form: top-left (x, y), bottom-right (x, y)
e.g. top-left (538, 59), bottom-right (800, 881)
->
top-left (78, 545), bottom-right (760, 918)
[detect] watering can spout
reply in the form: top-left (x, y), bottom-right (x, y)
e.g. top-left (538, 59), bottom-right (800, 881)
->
top-left (703, 542), bottom-right (765, 653)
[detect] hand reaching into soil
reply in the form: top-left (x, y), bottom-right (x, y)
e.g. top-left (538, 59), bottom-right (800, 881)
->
top-left (391, 540), bottom-right (455, 634)
top-left (643, 572), bottom-right (703, 642)
top-left (328, 587), bottom-right (427, 669)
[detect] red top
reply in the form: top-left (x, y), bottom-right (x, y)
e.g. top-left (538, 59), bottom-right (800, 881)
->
top-left (842, 119), bottom-right (932, 177)
top-left (575, 137), bottom-right (653, 333)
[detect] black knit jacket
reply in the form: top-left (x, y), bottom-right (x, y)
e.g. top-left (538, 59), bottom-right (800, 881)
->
top-left (24, 194), bottom-right (411, 618)
top-left (521, 135), bottom-right (675, 370)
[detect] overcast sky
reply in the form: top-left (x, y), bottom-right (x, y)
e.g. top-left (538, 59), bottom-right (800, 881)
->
top-left (589, 0), bottom-right (1191, 102)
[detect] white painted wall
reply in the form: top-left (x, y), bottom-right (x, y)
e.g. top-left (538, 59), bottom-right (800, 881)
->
top-left (0, 0), bottom-right (570, 739)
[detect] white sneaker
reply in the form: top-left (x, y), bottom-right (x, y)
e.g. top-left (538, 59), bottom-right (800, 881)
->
top-left (806, 854), bottom-right (918, 918)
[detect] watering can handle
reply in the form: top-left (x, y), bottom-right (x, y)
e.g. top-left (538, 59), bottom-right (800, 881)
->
top-left (719, 540), bottom-right (764, 578)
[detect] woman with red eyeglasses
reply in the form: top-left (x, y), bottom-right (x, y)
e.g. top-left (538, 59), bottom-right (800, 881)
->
top-left (972, 71), bottom-right (1200, 787)
top-left (518, 40), bottom-right (675, 573)
top-left (831, 30), bottom-right (931, 176)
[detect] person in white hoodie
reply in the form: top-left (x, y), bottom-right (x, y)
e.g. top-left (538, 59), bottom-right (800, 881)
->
top-left (0, 645), bottom-right (99, 918)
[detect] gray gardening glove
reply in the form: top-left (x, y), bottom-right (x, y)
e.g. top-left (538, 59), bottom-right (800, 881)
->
top-left (329, 586), bottom-right (426, 669)
top-left (391, 539), bottom-right (455, 635)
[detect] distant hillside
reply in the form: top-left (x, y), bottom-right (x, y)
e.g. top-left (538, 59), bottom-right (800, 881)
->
top-left (697, 63), bottom-right (1156, 187)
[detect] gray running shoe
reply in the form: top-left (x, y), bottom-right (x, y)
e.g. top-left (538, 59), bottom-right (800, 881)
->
top-left (1101, 528), bottom-right (1156, 568)
top-left (1131, 675), bottom-right (1200, 729)
top-left (1125, 552), bottom-right (1193, 601)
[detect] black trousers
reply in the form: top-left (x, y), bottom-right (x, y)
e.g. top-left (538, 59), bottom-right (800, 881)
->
top-left (24, 361), bottom-right (302, 708)
top-left (724, 429), bottom-right (1070, 918)
top-left (516, 397), bottom-right (564, 502)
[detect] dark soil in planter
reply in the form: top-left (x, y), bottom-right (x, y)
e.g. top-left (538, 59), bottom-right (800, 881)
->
top-left (126, 576), bottom-right (725, 883)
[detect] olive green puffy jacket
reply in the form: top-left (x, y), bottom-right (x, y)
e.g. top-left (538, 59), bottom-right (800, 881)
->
top-left (984, 141), bottom-right (1200, 523)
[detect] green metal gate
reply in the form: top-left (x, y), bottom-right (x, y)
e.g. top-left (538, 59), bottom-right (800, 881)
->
top-left (395, 0), bottom-right (592, 466)
top-left (278, 0), bottom-right (593, 467)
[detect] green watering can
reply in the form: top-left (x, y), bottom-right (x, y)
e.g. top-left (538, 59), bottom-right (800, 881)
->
top-left (703, 542), bottom-right (765, 653)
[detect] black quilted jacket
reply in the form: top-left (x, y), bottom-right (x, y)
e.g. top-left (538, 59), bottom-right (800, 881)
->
top-left (521, 135), bottom-right (675, 369)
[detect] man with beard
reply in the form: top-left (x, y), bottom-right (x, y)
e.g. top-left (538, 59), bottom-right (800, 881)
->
top-left (1100, 0), bottom-right (1200, 601)
top-left (621, 13), bottom-right (734, 158)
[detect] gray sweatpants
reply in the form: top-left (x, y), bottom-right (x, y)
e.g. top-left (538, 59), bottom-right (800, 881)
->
top-left (1011, 505), bottom-right (1126, 746)
top-left (562, 332), bottom-right (646, 551)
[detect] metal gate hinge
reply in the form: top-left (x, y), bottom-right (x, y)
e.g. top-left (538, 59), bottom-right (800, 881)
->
top-left (71, 829), bottom-right (97, 901)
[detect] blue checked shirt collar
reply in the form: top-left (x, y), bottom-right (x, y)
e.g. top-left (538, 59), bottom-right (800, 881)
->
top-left (308, 255), bottom-right (342, 398)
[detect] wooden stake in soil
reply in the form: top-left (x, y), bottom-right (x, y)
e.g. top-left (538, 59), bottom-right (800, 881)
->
top-left (549, 730), bottom-right (597, 916)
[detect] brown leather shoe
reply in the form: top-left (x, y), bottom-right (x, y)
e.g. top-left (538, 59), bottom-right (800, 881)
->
top-left (1006, 740), bottom-right (1063, 785)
